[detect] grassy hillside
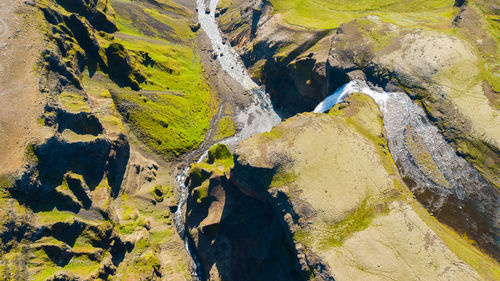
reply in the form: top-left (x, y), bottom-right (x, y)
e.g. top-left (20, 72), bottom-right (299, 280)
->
top-left (106, 0), bottom-right (216, 158)
top-left (268, 0), bottom-right (457, 29)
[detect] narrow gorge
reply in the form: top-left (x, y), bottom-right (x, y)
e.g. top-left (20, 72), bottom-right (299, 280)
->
top-left (0, 0), bottom-right (498, 280)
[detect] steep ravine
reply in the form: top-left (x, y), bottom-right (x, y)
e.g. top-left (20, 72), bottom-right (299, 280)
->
top-left (182, 1), bottom-right (500, 280)
top-left (174, 0), bottom-right (282, 279)
top-left (316, 80), bottom-right (500, 260)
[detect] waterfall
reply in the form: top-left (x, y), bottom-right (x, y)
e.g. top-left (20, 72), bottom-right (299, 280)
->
top-left (316, 79), bottom-right (500, 255)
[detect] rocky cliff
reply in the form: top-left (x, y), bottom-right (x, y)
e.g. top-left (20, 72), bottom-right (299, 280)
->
top-left (0, 0), bottom-right (499, 280)
top-left (215, 0), bottom-right (500, 267)
top-left (0, 0), bottom-right (214, 279)
top-left (184, 94), bottom-right (499, 280)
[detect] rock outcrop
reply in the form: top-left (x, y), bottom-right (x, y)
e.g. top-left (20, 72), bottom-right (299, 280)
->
top-left (0, 0), bottom-right (195, 279)
top-left (218, 0), bottom-right (500, 265)
top-left (217, 0), bottom-right (333, 116)
top-left (185, 95), bottom-right (496, 280)
top-left (184, 144), bottom-right (306, 281)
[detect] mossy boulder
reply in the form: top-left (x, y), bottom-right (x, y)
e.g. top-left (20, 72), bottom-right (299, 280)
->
top-left (207, 144), bottom-right (233, 164)
top-left (105, 43), bottom-right (146, 91)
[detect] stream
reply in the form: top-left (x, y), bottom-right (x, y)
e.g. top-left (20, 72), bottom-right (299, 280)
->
top-left (317, 79), bottom-right (500, 257)
top-left (173, 0), bottom-right (281, 279)
top-left (175, 0), bottom-right (499, 278)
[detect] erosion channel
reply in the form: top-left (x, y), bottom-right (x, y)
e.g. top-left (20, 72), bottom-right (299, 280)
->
top-left (177, 0), bottom-right (500, 280)
top-left (174, 0), bottom-right (281, 279)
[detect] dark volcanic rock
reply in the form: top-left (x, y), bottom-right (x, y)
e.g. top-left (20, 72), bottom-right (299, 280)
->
top-left (55, 0), bottom-right (117, 33)
top-left (185, 166), bottom-right (305, 281)
top-left (105, 43), bottom-right (146, 91)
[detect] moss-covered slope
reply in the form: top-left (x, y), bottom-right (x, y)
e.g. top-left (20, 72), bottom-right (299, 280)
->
top-left (0, 0), bottom-right (219, 279)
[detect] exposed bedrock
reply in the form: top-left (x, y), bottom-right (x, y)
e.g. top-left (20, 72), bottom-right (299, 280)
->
top-left (184, 145), bottom-right (333, 280)
top-left (218, 0), bottom-right (500, 262)
top-left (324, 21), bottom-right (500, 260)
top-left (39, 2), bottom-right (147, 92)
top-left (54, 0), bottom-right (117, 33)
top-left (14, 134), bottom-right (129, 210)
top-left (217, 0), bottom-right (333, 117)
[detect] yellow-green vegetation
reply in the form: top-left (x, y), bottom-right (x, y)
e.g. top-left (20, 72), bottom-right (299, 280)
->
top-left (330, 94), bottom-right (401, 183)
top-left (63, 256), bottom-right (100, 276)
top-left (58, 92), bottom-right (90, 113)
top-left (467, 1), bottom-right (500, 92)
top-left (207, 143), bottom-right (233, 166)
top-left (0, 174), bottom-right (15, 190)
top-left (217, 0), bottom-right (233, 10)
top-left (269, 169), bottom-right (298, 188)
top-left (268, 0), bottom-right (456, 29)
top-left (24, 143), bottom-right (39, 165)
top-left (188, 144), bottom-right (234, 204)
top-left (294, 198), bottom-right (384, 249)
top-left (150, 228), bottom-right (175, 245)
top-left (151, 184), bottom-right (173, 203)
top-left (102, 0), bottom-right (216, 158)
top-left (213, 116), bottom-right (236, 141)
top-left (117, 236), bottom-right (160, 279)
top-left (189, 145), bottom-right (234, 179)
top-left (193, 180), bottom-right (210, 204)
top-left (30, 247), bottom-right (100, 281)
top-left (36, 209), bottom-right (76, 224)
top-left (117, 195), bottom-right (151, 235)
top-left (319, 199), bottom-right (385, 248)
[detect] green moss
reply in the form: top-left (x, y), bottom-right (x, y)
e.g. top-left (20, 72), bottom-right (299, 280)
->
top-left (213, 116), bottom-right (235, 141)
top-left (188, 165), bottom-right (211, 187)
top-left (150, 228), bottom-right (175, 245)
top-left (117, 217), bottom-right (149, 235)
top-left (319, 198), bottom-right (381, 248)
top-left (151, 185), bottom-right (173, 203)
top-left (32, 259), bottom-right (59, 281)
top-left (193, 180), bottom-right (210, 204)
top-left (269, 0), bottom-right (456, 30)
top-left (63, 256), bottom-right (100, 277)
top-left (24, 143), bottom-right (39, 165)
top-left (105, 42), bottom-right (146, 90)
top-left (262, 126), bottom-right (285, 140)
top-left (269, 170), bottom-right (298, 188)
top-left (0, 174), bottom-right (15, 190)
top-left (208, 144), bottom-right (232, 163)
top-left (58, 92), bottom-right (90, 113)
top-left (217, 0), bottom-right (233, 10)
top-left (356, 18), bottom-right (399, 51)
top-left (143, 8), bottom-right (194, 40)
top-left (109, 47), bottom-right (213, 158)
top-left (293, 228), bottom-right (313, 246)
top-left (36, 209), bottom-right (76, 224)
top-left (100, 0), bottom-right (216, 159)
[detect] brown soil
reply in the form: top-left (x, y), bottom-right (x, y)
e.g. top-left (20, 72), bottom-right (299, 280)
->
top-left (0, 0), bottom-right (47, 175)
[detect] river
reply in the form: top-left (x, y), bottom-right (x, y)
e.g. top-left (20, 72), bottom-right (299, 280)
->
top-left (173, 0), bottom-right (281, 279)
top-left (316, 79), bottom-right (500, 258)
top-left (175, 0), bottom-right (500, 278)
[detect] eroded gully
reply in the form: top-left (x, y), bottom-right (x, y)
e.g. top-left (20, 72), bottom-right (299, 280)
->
top-left (174, 0), bottom-right (500, 278)
top-left (173, 0), bottom-right (281, 279)
top-left (316, 80), bottom-right (500, 259)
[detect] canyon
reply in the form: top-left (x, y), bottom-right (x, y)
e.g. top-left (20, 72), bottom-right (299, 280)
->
top-left (0, 0), bottom-right (498, 280)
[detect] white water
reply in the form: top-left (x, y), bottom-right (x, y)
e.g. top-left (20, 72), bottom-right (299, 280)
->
top-left (174, 1), bottom-right (281, 279)
top-left (316, 80), bottom-right (500, 248)
top-left (196, 0), bottom-right (280, 137)
top-left (314, 80), bottom-right (391, 113)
